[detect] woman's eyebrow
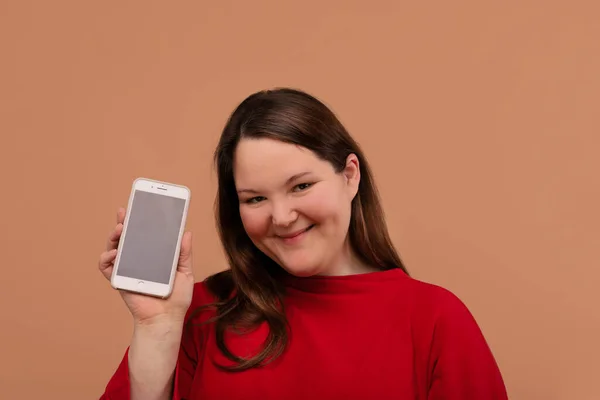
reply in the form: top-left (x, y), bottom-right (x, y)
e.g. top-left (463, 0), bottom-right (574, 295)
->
top-left (285, 171), bottom-right (312, 185)
top-left (237, 171), bottom-right (313, 194)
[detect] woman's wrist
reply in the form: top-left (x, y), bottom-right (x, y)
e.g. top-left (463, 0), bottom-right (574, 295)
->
top-left (133, 315), bottom-right (185, 341)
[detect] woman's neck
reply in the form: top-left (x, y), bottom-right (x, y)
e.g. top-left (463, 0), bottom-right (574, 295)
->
top-left (316, 239), bottom-right (379, 277)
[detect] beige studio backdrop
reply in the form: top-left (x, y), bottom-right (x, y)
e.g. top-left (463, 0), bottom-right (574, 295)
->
top-left (1, 1), bottom-right (599, 399)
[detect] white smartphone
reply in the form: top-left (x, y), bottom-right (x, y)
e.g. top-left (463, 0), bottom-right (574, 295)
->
top-left (110, 177), bottom-right (191, 298)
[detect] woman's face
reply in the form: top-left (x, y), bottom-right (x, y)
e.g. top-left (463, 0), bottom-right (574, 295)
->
top-left (233, 137), bottom-right (361, 277)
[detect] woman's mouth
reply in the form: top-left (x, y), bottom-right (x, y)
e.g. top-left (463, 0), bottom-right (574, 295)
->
top-left (277, 225), bottom-right (315, 244)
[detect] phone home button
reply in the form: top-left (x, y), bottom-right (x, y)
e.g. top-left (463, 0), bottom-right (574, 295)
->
top-left (137, 280), bottom-right (144, 288)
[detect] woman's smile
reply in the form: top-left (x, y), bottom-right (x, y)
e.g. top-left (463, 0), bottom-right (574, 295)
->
top-left (276, 224), bottom-right (315, 245)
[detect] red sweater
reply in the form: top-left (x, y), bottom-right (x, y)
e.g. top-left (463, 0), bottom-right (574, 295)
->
top-left (100, 268), bottom-right (508, 399)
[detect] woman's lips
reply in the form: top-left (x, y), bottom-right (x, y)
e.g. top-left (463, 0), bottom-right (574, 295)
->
top-left (277, 225), bottom-right (315, 244)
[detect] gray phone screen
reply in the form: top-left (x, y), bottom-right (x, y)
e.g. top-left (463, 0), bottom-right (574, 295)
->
top-left (116, 190), bottom-right (186, 284)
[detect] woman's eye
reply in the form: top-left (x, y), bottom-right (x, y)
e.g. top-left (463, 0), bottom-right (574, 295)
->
top-left (294, 183), bottom-right (313, 191)
top-left (246, 196), bottom-right (266, 204)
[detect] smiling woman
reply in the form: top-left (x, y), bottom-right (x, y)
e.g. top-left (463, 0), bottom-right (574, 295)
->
top-left (99, 88), bottom-right (508, 400)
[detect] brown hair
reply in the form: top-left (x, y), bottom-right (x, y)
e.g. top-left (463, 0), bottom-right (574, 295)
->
top-left (194, 87), bottom-right (408, 372)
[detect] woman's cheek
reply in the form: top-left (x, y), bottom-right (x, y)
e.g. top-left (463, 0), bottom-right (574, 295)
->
top-left (240, 207), bottom-right (270, 238)
top-left (303, 190), bottom-right (339, 220)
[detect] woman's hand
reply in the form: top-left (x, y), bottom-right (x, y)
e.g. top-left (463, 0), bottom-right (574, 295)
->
top-left (98, 207), bottom-right (195, 325)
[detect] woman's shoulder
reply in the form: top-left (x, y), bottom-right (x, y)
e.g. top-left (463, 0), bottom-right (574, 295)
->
top-left (189, 280), bottom-right (216, 307)
top-left (185, 270), bottom-right (234, 323)
top-left (401, 274), bottom-right (479, 326)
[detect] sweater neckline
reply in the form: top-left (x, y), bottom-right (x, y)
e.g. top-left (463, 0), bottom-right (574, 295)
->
top-left (282, 267), bottom-right (408, 295)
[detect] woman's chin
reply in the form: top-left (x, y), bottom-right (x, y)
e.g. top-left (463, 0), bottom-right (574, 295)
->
top-left (280, 262), bottom-right (321, 278)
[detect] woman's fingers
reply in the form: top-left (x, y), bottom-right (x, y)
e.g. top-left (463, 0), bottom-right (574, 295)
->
top-left (177, 231), bottom-right (193, 274)
top-left (98, 249), bottom-right (118, 280)
top-left (105, 207), bottom-right (126, 252)
top-left (106, 223), bottom-right (123, 251)
top-left (99, 208), bottom-right (126, 282)
top-left (117, 207), bottom-right (126, 224)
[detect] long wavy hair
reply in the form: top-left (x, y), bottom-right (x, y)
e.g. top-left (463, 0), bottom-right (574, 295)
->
top-left (193, 87), bottom-right (408, 372)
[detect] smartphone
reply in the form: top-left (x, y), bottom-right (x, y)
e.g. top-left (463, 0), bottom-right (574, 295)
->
top-left (110, 177), bottom-right (191, 298)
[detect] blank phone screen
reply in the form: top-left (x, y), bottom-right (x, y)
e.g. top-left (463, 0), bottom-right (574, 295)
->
top-left (116, 190), bottom-right (186, 284)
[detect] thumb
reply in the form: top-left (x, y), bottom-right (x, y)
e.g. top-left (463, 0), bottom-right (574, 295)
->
top-left (178, 231), bottom-right (193, 273)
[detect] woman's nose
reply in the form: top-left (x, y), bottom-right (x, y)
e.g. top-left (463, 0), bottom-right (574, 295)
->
top-left (271, 201), bottom-right (298, 227)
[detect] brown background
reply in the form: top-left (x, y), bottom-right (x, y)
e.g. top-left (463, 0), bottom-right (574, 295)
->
top-left (1, 1), bottom-right (598, 399)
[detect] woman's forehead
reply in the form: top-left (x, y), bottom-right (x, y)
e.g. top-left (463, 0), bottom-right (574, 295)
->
top-left (233, 138), bottom-right (329, 188)
top-left (235, 139), bottom-right (318, 169)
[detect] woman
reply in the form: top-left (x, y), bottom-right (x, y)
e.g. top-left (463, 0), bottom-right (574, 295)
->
top-left (99, 88), bottom-right (508, 399)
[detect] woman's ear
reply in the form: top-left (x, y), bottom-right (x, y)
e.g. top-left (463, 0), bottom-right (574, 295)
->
top-left (343, 153), bottom-right (360, 199)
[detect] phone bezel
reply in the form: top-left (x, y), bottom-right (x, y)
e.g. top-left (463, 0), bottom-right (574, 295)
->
top-left (110, 177), bottom-right (191, 298)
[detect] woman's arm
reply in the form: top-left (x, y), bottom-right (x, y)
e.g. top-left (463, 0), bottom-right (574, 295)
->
top-left (99, 314), bottom-right (200, 400)
top-left (128, 317), bottom-right (185, 400)
top-left (98, 210), bottom-right (197, 400)
top-left (427, 289), bottom-right (508, 400)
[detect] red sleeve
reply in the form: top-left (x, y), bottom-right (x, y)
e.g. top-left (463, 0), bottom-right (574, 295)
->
top-left (172, 323), bottom-right (198, 400)
top-left (99, 348), bottom-right (132, 400)
top-left (427, 290), bottom-right (508, 400)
